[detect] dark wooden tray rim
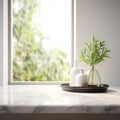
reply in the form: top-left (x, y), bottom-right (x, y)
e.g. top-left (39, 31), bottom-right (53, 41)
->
top-left (60, 83), bottom-right (109, 93)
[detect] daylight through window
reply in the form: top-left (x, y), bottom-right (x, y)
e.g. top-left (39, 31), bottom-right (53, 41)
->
top-left (12, 0), bottom-right (72, 82)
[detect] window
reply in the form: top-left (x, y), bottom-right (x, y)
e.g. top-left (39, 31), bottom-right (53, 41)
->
top-left (9, 0), bottom-right (73, 83)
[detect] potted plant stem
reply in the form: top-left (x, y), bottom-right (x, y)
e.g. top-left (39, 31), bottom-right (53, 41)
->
top-left (80, 36), bottom-right (111, 85)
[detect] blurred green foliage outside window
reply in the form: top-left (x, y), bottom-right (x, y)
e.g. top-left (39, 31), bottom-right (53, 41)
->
top-left (13, 0), bottom-right (71, 81)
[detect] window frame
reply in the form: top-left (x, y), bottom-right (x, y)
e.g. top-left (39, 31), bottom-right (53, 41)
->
top-left (8, 0), bottom-right (75, 85)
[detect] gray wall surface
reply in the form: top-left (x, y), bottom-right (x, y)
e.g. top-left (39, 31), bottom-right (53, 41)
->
top-left (0, 0), bottom-right (8, 86)
top-left (76, 0), bottom-right (120, 86)
top-left (0, 0), bottom-right (3, 86)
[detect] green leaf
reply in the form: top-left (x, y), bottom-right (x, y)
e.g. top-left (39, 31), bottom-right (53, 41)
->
top-left (80, 36), bottom-right (111, 66)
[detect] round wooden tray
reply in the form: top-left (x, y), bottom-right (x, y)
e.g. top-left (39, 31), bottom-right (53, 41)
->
top-left (60, 83), bottom-right (109, 93)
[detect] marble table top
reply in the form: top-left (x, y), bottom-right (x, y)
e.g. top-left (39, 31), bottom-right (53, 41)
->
top-left (0, 85), bottom-right (120, 113)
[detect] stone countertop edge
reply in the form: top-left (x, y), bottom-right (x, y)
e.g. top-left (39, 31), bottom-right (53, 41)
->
top-left (0, 85), bottom-right (120, 113)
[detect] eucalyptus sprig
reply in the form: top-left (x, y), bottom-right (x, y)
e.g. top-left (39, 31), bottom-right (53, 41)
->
top-left (80, 36), bottom-right (110, 66)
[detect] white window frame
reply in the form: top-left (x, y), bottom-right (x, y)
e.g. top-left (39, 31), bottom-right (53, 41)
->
top-left (7, 0), bottom-right (76, 85)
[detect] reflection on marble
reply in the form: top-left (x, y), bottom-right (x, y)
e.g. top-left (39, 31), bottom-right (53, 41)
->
top-left (0, 85), bottom-right (120, 113)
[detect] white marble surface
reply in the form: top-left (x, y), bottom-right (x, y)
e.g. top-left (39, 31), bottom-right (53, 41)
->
top-left (0, 85), bottom-right (120, 113)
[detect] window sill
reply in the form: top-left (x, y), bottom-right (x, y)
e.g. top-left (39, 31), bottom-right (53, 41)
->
top-left (9, 81), bottom-right (67, 85)
top-left (0, 85), bottom-right (120, 113)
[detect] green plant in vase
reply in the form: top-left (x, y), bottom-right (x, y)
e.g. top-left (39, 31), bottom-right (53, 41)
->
top-left (80, 36), bottom-right (110, 85)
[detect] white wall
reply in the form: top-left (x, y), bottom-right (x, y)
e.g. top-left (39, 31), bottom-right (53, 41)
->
top-left (0, 0), bottom-right (8, 86)
top-left (75, 0), bottom-right (120, 86)
top-left (0, 0), bottom-right (4, 86)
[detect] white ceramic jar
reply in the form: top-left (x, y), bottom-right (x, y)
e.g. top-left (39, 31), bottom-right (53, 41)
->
top-left (69, 59), bottom-right (80, 86)
top-left (75, 69), bottom-right (88, 87)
